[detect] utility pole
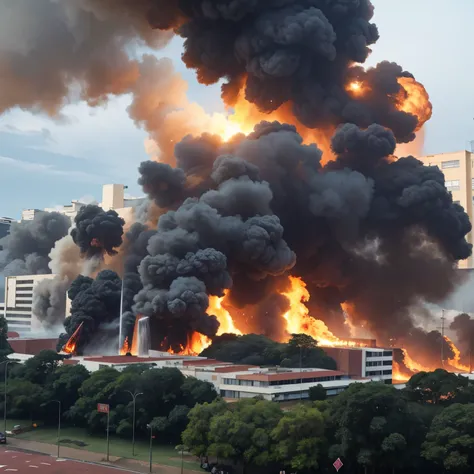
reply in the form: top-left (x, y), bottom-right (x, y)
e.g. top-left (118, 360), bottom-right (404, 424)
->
top-left (438, 311), bottom-right (446, 368)
top-left (2, 360), bottom-right (11, 435)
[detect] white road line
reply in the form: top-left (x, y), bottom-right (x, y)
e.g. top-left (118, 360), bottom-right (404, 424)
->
top-left (40, 462), bottom-right (51, 465)
top-left (28, 466), bottom-right (39, 468)
top-left (6, 469), bottom-right (19, 472)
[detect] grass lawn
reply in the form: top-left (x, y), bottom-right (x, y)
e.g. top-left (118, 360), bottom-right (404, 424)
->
top-left (4, 419), bottom-right (200, 470)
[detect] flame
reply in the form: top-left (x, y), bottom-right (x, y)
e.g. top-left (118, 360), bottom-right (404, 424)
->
top-left (346, 80), bottom-right (368, 97)
top-left (209, 292), bottom-right (242, 336)
top-left (120, 336), bottom-right (132, 355)
top-left (445, 336), bottom-right (470, 373)
top-left (282, 276), bottom-right (365, 347)
top-left (62, 322), bottom-right (84, 354)
top-left (395, 77), bottom-right (432, 131)
top-left (119, 316), bottom-right (142, 356)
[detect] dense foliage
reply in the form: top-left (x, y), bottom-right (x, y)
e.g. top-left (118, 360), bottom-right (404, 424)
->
top-left (200, 333), bottom-right (337, 370)
top-left (1, 350), bottom-right (217, 443)
top-left (2, 349), bottom-right (474, 474)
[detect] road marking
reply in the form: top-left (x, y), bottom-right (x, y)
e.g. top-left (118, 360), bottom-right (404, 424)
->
top-left (28, 466), bottom-right (39, 468)
top-left (6, 469), bottom-right (19, 472)
top-left (41, 462), bottom-right (51, 465)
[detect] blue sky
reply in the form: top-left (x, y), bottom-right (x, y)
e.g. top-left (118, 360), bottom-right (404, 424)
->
top-left (1, 0), bottom-right (473, 219)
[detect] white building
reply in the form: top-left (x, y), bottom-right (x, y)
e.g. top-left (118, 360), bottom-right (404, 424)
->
top-left (4, 274), bottom-right (60, 333)
top-left (65, 353), bottom-right (374, 401)
top-left (22, 184), bottom-right (146, 224)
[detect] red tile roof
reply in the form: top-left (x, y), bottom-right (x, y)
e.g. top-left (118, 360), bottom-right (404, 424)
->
top-left (182, 359), bottom-right (231, 366)
top-left (214, 365), bottom-right (256, 373)
top-left (236, 370), bottom-right (345, 382)
top-left (82, 356), bottom-right (183, 364)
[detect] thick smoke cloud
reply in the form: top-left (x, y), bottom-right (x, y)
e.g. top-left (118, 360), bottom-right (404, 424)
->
top-left (71, 205), bottom-right (125, 258)
top-left (450, 313), bottom-right (474, 366)
top-left (0, 212), bottom-right (70, 277)
top-left (0, 0), bottom-right (171, 116)
top-left (132, 120), bottom-right (470, 357)
top-left (150, 0), bottom-right (431, 143)
top-left (58, 270), bottom-right (122, 354)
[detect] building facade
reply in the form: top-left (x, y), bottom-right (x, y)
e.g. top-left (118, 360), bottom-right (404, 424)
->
top-left (419, 150), bottom-right (474, 268)
top-left (323, 346), bottom-right (393, 384)
top-left (0, 217), bottom-right (14, 243)
top-left (4, 274), bottom-right (60, 333)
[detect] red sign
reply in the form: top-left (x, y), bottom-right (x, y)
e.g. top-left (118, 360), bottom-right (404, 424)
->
top-left (97, 403), bottom-right (109, 414)
top-left (333, 458), bottom-right (343, 472)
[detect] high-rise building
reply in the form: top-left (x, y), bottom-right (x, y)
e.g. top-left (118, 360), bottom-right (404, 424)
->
top-left (419, 150), bottom-right (474, 269)
top-left (4, 274), bottom-right (62, 333)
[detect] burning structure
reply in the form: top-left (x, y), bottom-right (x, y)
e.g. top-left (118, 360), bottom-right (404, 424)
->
top-left (0, 1), bottom-right (472, 381)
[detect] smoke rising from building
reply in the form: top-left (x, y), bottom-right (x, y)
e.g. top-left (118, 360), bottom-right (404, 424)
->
top-left (0, 1), bottom-right (470, 371)
top-left (0, 212), bottom-right (70, 277)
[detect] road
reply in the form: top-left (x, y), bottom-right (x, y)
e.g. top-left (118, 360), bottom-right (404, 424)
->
top-left (0, 448), bottom-right (138, 473)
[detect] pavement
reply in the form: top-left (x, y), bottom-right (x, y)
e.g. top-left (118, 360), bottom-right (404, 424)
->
top-left (0, 449), bottom-right (138, 473)
top-left (1, 439), bottom-right (200, 474)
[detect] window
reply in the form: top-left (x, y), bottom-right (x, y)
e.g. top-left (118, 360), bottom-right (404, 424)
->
top-left (18, 279), bottom-right (34, 284)
top-left (383, 351), bottom-right (392, 357)
top-left (441, 160), bottom-right (460, 169)
top-left (383, 360), bottom-right (392, 366)
top-left (445, 180), bottom-right (460, 191)
top-left (6, 320), bottom-right (31, 326)
top-left (366, 351), bottom-right (383, 358)
top-left (15, 286), bottom-right (33, 292)
top-left (5, 314), bottom-right (31, 319)
top-left (383, 369), bottom-right (393, 375)
top-left (472, 178), bottom-right (474, 190)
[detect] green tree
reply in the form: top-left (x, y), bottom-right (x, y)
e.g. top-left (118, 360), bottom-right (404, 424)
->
top-left (6, 379), bottom-right (45, 420)
top-left (422, 403), bottom-right (474, 472)
top-left (182, 399), bottom-right (228, 457)
top-left (12, 350), bottom-right (64, 385)
top-left (327, 382), bottom-right (426, 473)
top-left (180, 377), bottom-right (217, 406)
top-left (309, 384), bottom-right (327, 401)
top-left (208, 398), bottom-right (283, 471)
top-left (405, 369), bottom-right (470, 405)
top-left (48, 364), bottom-right (90, 412)
top-left (271, 404), bottom-right (326, 471)
top-left (0, 315), bottom-right (13, 361)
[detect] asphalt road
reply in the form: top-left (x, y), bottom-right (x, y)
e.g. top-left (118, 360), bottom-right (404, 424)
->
top-left (0, 448), bottom-right (138, 473)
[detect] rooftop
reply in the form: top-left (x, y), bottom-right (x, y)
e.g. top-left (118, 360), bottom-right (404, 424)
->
top-left (236, 369), bottom-right (345, 382)
top-left (82, 355), bottom-right (185, 364)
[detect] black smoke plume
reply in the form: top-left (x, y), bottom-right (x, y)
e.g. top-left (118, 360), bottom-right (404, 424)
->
top-left (58, 270), bottom-right (122, 354)
top-left (71, 205), bottom-right (125, 258)
top-left (0, 212), bottom-right (70, 277)
top-left (133, 121), bottom-right (470, 358)
top-left (150, 0), bottom-right (431, 142)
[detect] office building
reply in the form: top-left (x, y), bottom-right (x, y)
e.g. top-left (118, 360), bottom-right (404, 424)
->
top-left (21, 184), bottom-right (145, 224)
top-left (419, 150), bottom-right (474, 268)
top-left (323, 346), bottom-right (393, 384)
top-left (4, 274), bottom-right (61, 333)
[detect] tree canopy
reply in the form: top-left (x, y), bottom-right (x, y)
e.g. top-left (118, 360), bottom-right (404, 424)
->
top-left (201, 333), bottom-right (336, 369)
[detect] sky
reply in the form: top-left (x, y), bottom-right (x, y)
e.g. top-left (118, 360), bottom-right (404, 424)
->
top-left (0, 0), bottom-right (473, 220)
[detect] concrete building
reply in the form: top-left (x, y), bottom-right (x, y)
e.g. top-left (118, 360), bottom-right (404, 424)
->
top-left (419, 150), bottom-right (474, 268)
top-left (0, 217), bottom-right (14, 242)
top-left (4, 274), bottom-right (61, 333)
top-left (21, 184), bottom-right (145, 224)
top-left (323, 346), bottom-right (394, 384)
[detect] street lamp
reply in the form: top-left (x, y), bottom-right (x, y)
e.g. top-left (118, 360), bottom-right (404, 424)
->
top-left (44, 400), bottom-right (61, 458)
top-left (147, 423), bottom-right (154, 473)
top-left (125, 390), bottom-right (143, 456)
top-left (1, 360), bottom-right (12, 435)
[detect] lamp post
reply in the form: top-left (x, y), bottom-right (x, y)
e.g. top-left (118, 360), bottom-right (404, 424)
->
top-left (2, 360), bottom-right (12, 434)
top-left (147, 423), bottom-right (153, 473)
top-left (125, 390), bottom-right (143, 456)
top-left (45, 400), bottom-right (61, 458)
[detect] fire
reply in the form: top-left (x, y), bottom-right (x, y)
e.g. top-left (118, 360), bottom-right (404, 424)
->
top-left (62, 321), bottom-right (84, 354)
top-left (282, 276), bottom-right (364, 347)
top-left (401, 348), bottom-right (432, 373)
top-left (395, 77), bottom-right (432, 131)
top-left (346, 80), bottom-right (367, 97)
top-left (120, 336), bottom-right (133, 356)
top-left (445, 336), bottom-right (470, 373)
top-left (209, 292), bottom-right (242, 336)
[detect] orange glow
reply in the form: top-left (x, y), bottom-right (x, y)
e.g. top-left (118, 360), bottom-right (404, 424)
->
top-left (346, 80), bottom-right (369, 97)
top-left (119, 336), bottom-right (132, 355)
top-left (395, 77), bottom-right (432, 132)
top-left (445, 336), bottom-right (470, 372)
top-left (62, 322), bottom-right (84, 354)
top-left (401, 348), bottom-right (432, 373)
top-left (282, 276), bottom-right (366, 347)
top-left (209, 292), bottom-right (242, 336)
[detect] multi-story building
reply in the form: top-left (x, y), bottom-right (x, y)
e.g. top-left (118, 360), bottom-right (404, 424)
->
top-left (323, 346), bottom-right (393, 384)
top-left (4, 274), bottom-right (61, 333)
top-left (0, 217), bottom-right (14, 243)
top-left (21, 184), bottom-right (145, 224)
top-left (419, 150), bottom-right (474, 268)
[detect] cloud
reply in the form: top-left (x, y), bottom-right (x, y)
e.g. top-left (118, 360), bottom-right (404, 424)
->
top-left (0, 155), bottom-right (102, 183)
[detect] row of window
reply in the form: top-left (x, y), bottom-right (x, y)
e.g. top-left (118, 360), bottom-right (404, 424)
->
top-left (6, 320), bottom-right (31, 326)
top-left (366, 351), bottom-right (392, 357)
top-left (366, 369), bottom-right (392, 376)
top-left (441, 160), bottom-right (460, 169)
top-left (15, 287), bottom-right (34, 292)
top-left (223, 375), bottom-right (343, 387)
top-left (366, 360), bottom-right (392, 367)
top-left (16, 280), bottom-right (34, 285)
top-left (446, 179), bottom-right (460, 191)
top-left (5, 313), bottom-right (31, 319)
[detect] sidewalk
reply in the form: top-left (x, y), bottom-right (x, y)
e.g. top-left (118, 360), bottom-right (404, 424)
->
top-left (7, 437), bottom-right (200, 474)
